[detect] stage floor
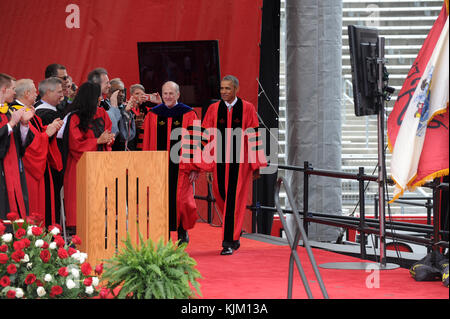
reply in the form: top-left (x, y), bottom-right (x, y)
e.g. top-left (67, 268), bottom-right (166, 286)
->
top-left (180, 222), bottom-right (448, 299)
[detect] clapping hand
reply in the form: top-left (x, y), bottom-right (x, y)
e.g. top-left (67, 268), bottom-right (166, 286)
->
top-left (20, 107), bottom-right (35, 125)
top-left (97, 130), bottom-right (115, 145)
top-left (46, 118), bottom-right (64, 137)
top-left (110, 90), bottom-right (119, 107)
top-left (8, 108), bottom-right (26, 128)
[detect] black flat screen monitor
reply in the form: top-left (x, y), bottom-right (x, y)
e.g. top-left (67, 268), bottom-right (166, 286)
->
top-left (137, 40), bottom-right (221, 110)
top-left (348, 25), bottom-right (380, 116)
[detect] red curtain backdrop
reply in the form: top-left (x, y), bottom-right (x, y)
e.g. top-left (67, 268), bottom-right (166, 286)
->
top-left (0, 0), bottom-right (263, 106)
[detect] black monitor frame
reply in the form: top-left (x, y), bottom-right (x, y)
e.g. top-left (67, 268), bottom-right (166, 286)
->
top-left (137, 40), bottom-right (221, 110)
top-left (348, 25), bottom-right (380, 116)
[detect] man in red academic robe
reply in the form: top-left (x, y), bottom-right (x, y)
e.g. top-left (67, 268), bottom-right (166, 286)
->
top-left (0, 73), bottom-right (34, 220)
top-left (202, 75), bottom-right (267, 255)
top-left (142, 81), bottom-right (200, 244)
top-left (12, 79), bottom-right (63, 226)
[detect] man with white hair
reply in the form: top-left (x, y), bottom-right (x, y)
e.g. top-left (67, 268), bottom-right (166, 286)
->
top-left (142, 81), bottom-right (200, 245)
top-left (0, 73), bottom-right (35, 219)
top-left (35, 77), bottom-right (65, 125)
top-left (12, 79), bottom-right (63, 225)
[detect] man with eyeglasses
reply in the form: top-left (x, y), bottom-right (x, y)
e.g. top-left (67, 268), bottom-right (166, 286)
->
top-left (35, 64), bottom-right (72, 119)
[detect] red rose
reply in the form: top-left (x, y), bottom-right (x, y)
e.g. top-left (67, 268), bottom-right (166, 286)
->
top-left (26, 212), bottom-right (44, 226)
top-left (6, 212), bottom-right (19, 221)
top-left (0, 223), bottom-right (5, 236)
top-left (35, 280), bottom-right (44, 287)
top-left (71, 235), bottom-right (82, 245)
top-left (83, 277), bottom-right (93, 286)
top-left (80, 262), bottom-right (92, 276)
top-left (57, 248), bottom-right (69, 259)
top-left (31, 227), bottom-right (43, 236)
top-left (68, 247), bottom-right (77, 256)
top-left (24, 273), bottom-right (36, 285)
top-left (54, 235), bottom-right (65, 248)
top-left (6, 289), bottom-right (15, 299)
top-left (13, 240), bottom-right (25, 251)
top-left (0, 275), bottom-right (11, 287)
top-left (95, 263), bottom-right (104, 275)
top-left (6, 264), bottom-right (17, 275)
top-left (50, 285), bottom-right (63, 297)
top-left (42, 241), bottom-right (49, 249)
top-left (99, 287), bottom-right (110, 299)
top-left (14, 228), bottom-right (26, 239)
top-left (0, 244), bottom-right (8, 252)
top-left (40, 249), bottom-right (51, 263)
top-left (11, 250), bottom-right (25, 263)
top-left (20, 238), bottom-right (30, 248)
top-left (0, 253), bottom-right (8, 264)
top-left (58, 267), bottom-right (69, 277)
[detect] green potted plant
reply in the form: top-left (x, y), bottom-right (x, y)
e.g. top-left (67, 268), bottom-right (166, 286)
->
top-left (101, 232), bottom-right (202, 299)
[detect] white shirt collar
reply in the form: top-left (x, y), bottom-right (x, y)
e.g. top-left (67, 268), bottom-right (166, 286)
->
top-left (35, 100), bottom-right (57, 112)
top-left (15, 99), bottom-right (25, 106)
top-left (225, 97), bottom-right (238, 109)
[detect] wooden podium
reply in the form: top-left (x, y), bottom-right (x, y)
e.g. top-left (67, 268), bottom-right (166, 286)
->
top-left (76, 151), bottom-right (168, 266)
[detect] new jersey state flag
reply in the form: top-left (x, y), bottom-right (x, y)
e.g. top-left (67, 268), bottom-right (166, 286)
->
top-left (387, 3), bottom-right (449, 202)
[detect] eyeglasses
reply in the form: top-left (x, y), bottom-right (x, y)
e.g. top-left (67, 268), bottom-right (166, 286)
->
top-left (58, 76), bottom-right (69, 81)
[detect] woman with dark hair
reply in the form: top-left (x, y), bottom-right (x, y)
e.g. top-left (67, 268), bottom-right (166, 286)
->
top-left (62, 81), bottom-right (115, 231)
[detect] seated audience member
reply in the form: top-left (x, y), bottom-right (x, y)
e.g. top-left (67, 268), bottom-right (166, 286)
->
top-left (60, 81), bottom-right (114, 233)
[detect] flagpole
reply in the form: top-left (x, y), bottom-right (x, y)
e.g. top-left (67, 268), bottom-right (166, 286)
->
top-left (376, 36), bottom-right (387, 267)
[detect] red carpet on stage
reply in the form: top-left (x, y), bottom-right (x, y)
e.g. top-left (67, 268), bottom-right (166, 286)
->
top-left (179, 222), bottom-right (448, 299)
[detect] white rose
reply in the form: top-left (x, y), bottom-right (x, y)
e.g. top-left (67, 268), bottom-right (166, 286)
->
top-left (44, 274), bottom-right (52, 282)
top-left (27, 227), bottom-right (34, 236)
top-left (15, 288), bottom-right (24, 298)
top-left (1, 233), bottom-right (12, 243)
top-left (66, 279), bottom-right (76, 289)
top-left (37, 286), bottom-right (46, 297)
top-left (92, 277), bottom-right (99, 287)
top-left (21, 254), bottom-right (30, 263)
top-left (35, 239), bottom-right (44, 248)
top-left (79, 252), bottom-right (88, 263)
top-left (71, 251), bottom-right (81, 261)
top-left (49, 242), bottom-right (57, 250)
top-left (71, 268), bottom-right (80, 278)
top-left (50, 227), bottom-right (60, 235)
top-left (85, 286), bottom-right (94, 295)
top-left (26, 262), bottom-right (33, 269)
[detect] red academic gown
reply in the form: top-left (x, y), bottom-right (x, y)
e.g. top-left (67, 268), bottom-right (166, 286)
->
top-left (201, 98), bottom-right (267, 244)
top-left (0, 106), bottom-right (31, 219)
top-left (142, 103), bottom-right (199, 231)
top-left (63, 107), bottom-right (112, 227)
top-left (21, 111), bottom-right (62, 225)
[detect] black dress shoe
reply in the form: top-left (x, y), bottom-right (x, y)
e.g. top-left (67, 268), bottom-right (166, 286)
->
top-left (220, 247), bottom-right (234, 255)
top-left (177, 228), bottom-right (189, 245)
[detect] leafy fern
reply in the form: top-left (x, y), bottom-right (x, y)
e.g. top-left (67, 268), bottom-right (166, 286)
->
top-left (101, 233), bottom-right (202, 299)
